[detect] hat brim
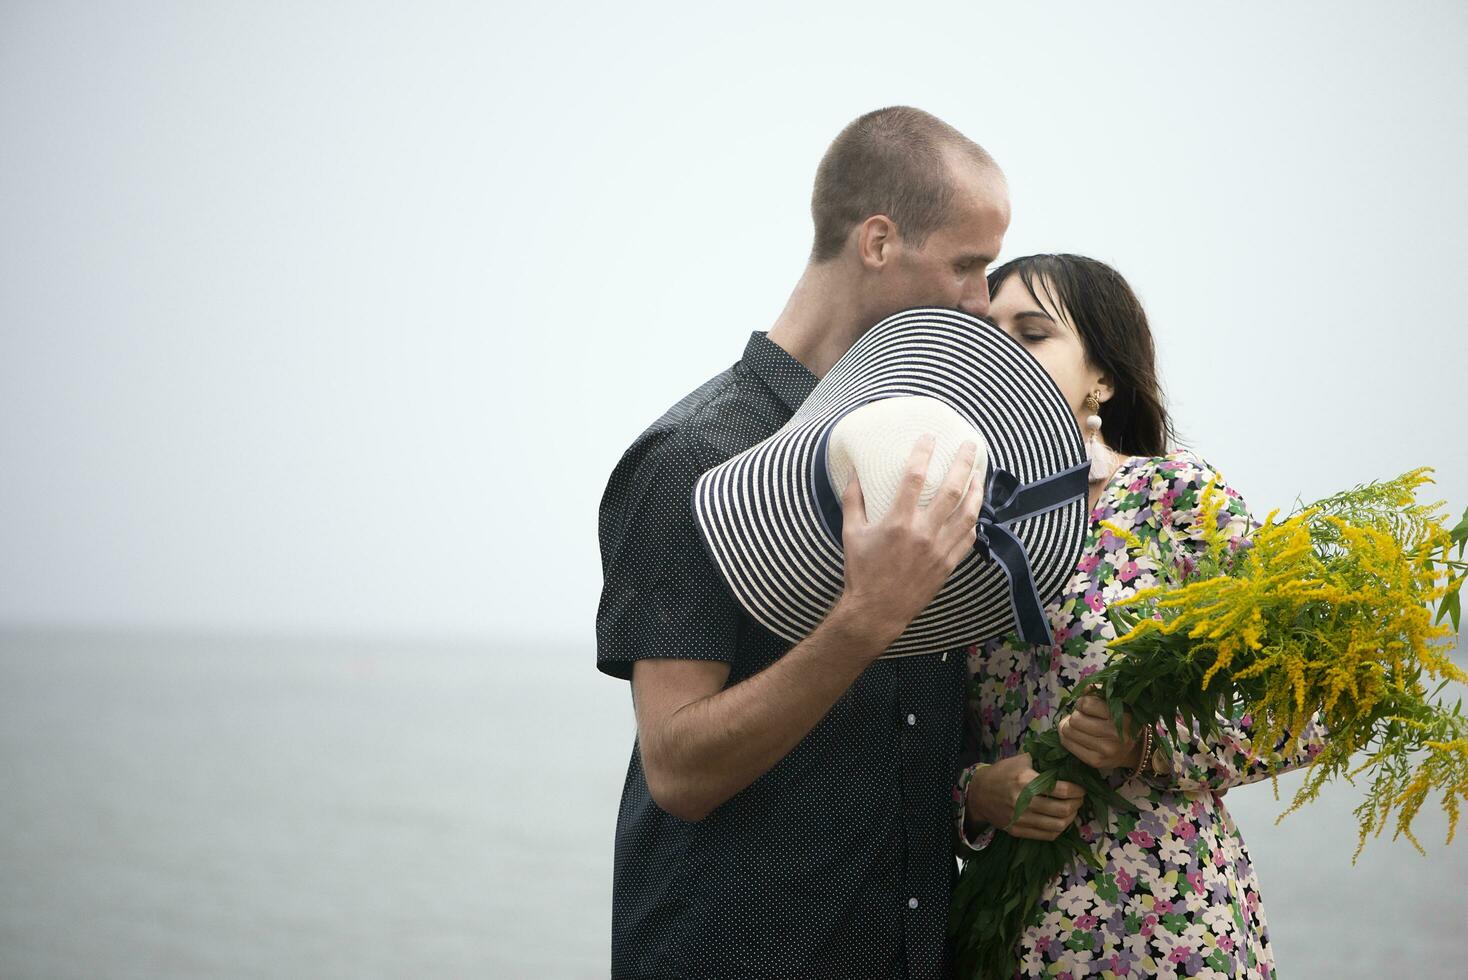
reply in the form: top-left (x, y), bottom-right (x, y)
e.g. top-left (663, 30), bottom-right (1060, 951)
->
top-left (693, 308), bottom-right (1088, 655)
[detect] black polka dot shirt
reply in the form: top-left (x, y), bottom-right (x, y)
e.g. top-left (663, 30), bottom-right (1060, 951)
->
top-left (596, 332), bottom-right (969, 980)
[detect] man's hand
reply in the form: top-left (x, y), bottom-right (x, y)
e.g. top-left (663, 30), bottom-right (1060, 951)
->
top-left (1058, 695), bottom-right (1143, 770)
top-left (834, 434), bottom-right (985, 652)
top-left (965, 753), bottom-right (1085, 841)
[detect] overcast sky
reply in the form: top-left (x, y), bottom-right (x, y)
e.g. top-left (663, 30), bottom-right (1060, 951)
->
top-left (2, 0), bottom-right (1465, 645)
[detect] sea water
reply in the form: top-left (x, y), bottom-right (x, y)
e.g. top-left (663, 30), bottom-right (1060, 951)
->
top-left (1, 630), bottom-right (1463, 978)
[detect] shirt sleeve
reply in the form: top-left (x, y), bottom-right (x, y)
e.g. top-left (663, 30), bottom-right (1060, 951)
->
top-left (595, 428), bottom-right (743, 680)
top-left (1141, 452), bottom-right (1329, 792)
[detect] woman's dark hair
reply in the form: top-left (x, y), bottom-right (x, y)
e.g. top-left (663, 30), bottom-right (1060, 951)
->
top-left (987, 253), bottom-right (1174, 458)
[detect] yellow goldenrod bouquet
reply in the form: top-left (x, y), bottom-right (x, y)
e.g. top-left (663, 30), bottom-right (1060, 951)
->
top-left (949, 469), bottom-right (1468, 980)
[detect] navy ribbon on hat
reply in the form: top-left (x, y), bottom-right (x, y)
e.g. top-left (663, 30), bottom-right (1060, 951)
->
top-left (973, 461), bottom-right (1090, 647)
top-left (811, 436), bottom-right (1089, 648)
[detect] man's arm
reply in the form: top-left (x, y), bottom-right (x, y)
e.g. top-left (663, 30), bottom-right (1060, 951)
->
top-left (634, 434), bottom-right (984, 822)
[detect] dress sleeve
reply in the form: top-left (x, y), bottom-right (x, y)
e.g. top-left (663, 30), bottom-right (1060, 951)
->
top-left (1141, 453), bottom-right (1328, 792)
top-left (594, 429), bottom-right (742, 680)
top-left (953, 761), bottom-right (999, 855)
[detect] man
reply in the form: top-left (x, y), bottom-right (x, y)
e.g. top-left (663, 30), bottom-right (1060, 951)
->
top-left (596, 107), bottom-right (1034, 979)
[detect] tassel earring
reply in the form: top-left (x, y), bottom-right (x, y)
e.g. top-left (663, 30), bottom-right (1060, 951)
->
top-left (1084, 391), bottom-right (1117, 484)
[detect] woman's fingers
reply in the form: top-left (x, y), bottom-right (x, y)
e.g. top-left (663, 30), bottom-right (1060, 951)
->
top-left (1009, 810), bottom-right (1076, 840)
top-left (1018, 795), bottom-right (1067, 819)
top-left (1002, 771), bottom-right (1085, 840)
top-left (1022, 794), bottom-right (1083, 820)
top-left (1058, 725), bottom-right (1105, 764)
top-left (1073, 696), bottom-right (1136, 738)
top-left (1063, 712), bottom-right (1104, 738)
top-left (999, 811), bottom-right (1081, 841)
top-left (1061, 704), bottom-right (1138, 770)
top-left (1058, 716), bottom-right (1099, 758)
top-left (979, 752), bottom-right (1087, 842)
top-left (1065, 707), bottom-right (1124, 740)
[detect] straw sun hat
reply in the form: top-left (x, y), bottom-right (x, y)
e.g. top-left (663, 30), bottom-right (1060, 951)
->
top-left (692, 308), bottom-right (1091, 657)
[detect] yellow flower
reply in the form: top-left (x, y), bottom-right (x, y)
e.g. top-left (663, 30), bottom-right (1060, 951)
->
top-left (1104, 468), bottom-right (1467, 860)
top-left (1099, 519), bottom-right (1143, 551)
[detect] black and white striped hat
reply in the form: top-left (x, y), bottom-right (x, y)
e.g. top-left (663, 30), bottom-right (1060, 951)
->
top-left (692, 307), bottom-right (1091, 656)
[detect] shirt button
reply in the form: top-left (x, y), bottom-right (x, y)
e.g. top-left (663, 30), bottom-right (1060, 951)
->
top-left (908, 897), bottom-right (919, 910)
top-left (906, 713), bottom-right (917, 726)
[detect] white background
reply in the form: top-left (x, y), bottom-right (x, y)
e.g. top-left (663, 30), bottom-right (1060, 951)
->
top-left (4, 0), bottom-right (1466, 643)
top-left (4, 4), bottom-right (1468, 978)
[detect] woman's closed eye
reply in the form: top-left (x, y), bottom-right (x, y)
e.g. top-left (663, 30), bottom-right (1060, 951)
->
top-left (1010, 310), bottom-right (1057, 345)
top-left (1005, 325), bottom-right (1049, 345)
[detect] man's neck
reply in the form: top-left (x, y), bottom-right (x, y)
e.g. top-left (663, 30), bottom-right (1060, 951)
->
top-left (765, 261), bottom-right (869, 379)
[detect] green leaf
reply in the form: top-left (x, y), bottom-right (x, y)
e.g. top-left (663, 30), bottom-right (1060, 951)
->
top-left (1436, 589), bottom-right (1462, 633)
top-left (1451, 505), bottom-right (1468, 548)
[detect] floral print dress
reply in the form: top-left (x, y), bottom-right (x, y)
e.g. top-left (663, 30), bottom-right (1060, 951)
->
top-left (954, 450), bottom-right (1328, 979)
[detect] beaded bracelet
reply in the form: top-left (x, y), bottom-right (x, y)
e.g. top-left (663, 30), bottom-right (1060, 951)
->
top-left (1127, 723), bottom-right (1154, 781)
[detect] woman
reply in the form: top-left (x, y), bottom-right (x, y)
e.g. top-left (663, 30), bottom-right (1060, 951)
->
top-left (954, 254), bottom-right (1326, 978)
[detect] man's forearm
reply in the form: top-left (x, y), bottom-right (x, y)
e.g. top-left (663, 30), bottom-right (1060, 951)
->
top-left (641, 597), bottom-right (896, 821)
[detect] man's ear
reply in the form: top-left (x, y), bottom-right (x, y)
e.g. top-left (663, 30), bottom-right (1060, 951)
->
top-left (855, 215), bottom-right (898, 269)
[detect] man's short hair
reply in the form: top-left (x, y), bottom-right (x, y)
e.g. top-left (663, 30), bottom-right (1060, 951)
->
top-left (810, 106), bottom-right (997, 263)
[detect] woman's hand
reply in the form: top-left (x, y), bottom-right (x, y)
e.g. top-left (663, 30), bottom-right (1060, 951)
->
top-left (965, 753), bottom-right (1085, 841)
top-left (1058, 695), bottom-right (1143, 770)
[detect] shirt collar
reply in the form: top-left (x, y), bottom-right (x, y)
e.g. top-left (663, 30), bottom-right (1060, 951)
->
top-left (741, 331), bottom-right (818, 415)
